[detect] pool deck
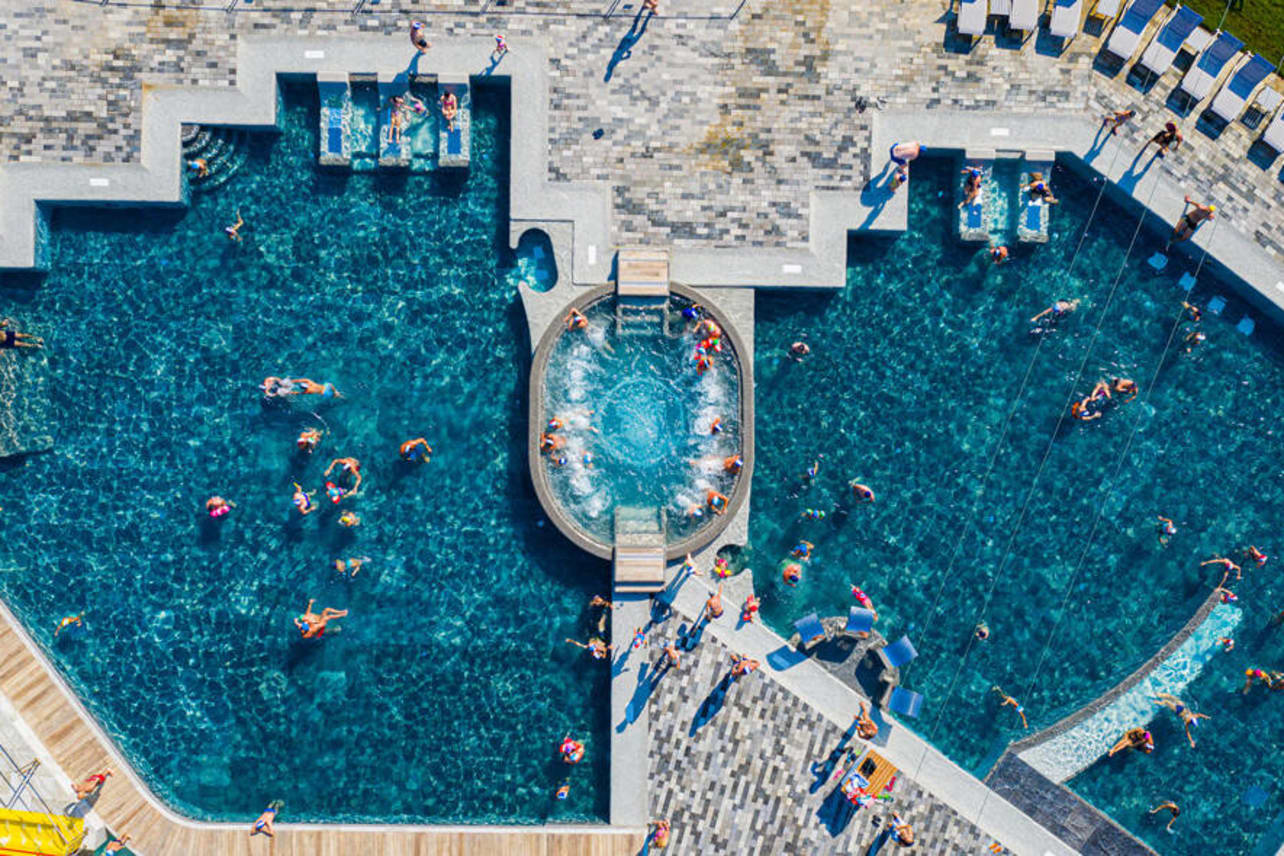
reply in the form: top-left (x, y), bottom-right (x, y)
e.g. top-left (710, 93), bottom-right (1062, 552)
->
top-left (0, 599), bottom-right (646, 855)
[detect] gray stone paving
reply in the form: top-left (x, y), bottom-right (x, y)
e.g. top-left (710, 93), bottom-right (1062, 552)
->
top-left (1, 1), bottom-right (1281, 260)
top-left (643, 615), bottom-right (1007, 854)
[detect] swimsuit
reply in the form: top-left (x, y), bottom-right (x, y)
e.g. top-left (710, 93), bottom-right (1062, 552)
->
top-left (0, 330), bottom-right (16, 349)
top-left (1183, 213), bottom-right (1201, 230)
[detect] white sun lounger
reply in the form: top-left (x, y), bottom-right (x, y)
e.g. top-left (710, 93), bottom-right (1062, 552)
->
top-left (1177, 30), bottom-right (1244, 104)
top-left (1091, 0), bottom-right (1122, 21)
top-left (958, 0), bottom-right (989, 37)
top-left (1009, 0), bottom-right (1038, 34)
top-left (1262, 105), bottom-right (1284, 155)
top-left (1209, 54), bottom-right (1276, 123)
top-left (1136, 6), bottom-right (1202, 78)
top-left (1103, 0), bottom-right (1165, 63)
top-left (1050, 0), bottom-right (1084, 39)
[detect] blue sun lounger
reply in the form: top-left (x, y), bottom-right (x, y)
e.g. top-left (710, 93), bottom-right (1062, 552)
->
top-left (888, 687), bottom-right (924, 718)
top-left (844, 607), bottom-right (877, 637)
top-left (1209, 54), bottom-right (1275, 123)
top-left (878, 635), bottom-right (918, 669)
top-left (794, 612), bottom-right (828, 650)
top-left (1177, 30), bottom-right (1244, 104)
top-left (1136, 5), bottom-right (1202, 78)
top-left (1103, 0), bottom-right (1165, 63)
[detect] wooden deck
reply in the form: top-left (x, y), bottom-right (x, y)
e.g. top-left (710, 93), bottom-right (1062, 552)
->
top-left (0, 606), bottom-right (645, 856)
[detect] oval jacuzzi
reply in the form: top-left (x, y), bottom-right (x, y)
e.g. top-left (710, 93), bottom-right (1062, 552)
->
top-left (529, 285), bottom-right (751, 560)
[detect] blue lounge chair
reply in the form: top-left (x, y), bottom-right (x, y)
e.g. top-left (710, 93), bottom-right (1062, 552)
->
top-left (844, 607), bottom-right (876, 637)
top-left (1177, 30), bottom-right (1244, 103)
top-left (1103, 0), bottom-right (1165, 62)
top-left (1209, 54), bottom-right (1275, 123)
top-left (794, 612), bottom-right (828, 649)
top-left (888, 687), bottom-right (924, 718)
top-left (879, 635), bottom-right (918, 669)
top-left (1136, 6), bottom-right (1202, 78)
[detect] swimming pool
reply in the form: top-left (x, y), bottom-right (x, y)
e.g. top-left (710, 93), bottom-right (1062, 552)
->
top-left (0, 82), bottom-right (610, 823)
top-left (748, 157), bottom-right (1284, 854)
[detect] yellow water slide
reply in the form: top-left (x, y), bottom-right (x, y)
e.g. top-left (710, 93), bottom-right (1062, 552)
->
top-left (0, 807), bottom-right (85, 856)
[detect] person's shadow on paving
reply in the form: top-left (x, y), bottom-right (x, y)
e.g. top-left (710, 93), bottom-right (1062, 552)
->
top-left (809, 716), bottom-right (859, 793)
top-left (816, 783), bottom-right (859, 836)
top-left (604, 7), bottom-right (653, 82)
top-left (688, 672), bottom-right (734, 736)
top-left (1118, 147), bottom-right (1159, 194)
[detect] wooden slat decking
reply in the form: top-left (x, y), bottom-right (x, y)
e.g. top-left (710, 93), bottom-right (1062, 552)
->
top-left (0, 607), bottom-right (644, 856)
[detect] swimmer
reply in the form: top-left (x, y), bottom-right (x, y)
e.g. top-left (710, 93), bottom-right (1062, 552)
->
top-left (959, 167), bottom-right (982, 207)
top-left (559, 735), bottom-right (585, 764)
top-left (1026, 172), bottom-right (1059, 204)
top-left (1156, 516), bottom-right (1176, 546)
top-left (1217, 585), bottom-right (1238, 605)
top-left (648, 819), bottom-right (671, 849)
top-left (782, 562), bottom-right (802, 586)
top-left (801, 508), bottom-right (826, 521)
top-left (0, 318), bottom-right (44, 349)
top-left (259, 376), bottom-right (296, 397)
top-left (205, 495), bottom-right (235, 518)
top-left (540, 433), bottom-right (565, 453)
top-left (589, 594), bottom-right (618, 633)
top-left (555, 781), bottom-right (570, 801)
top-left (1201, 556), bottom-right (1241, 582)
top-left (992, 686), bottom-right (1028, 729)
top-left (325, 457), bottom-right (363, 495)
top-left (565, 636), bottom-right (612, 660)
top-left (741, 593), bottom-right (760, 623)
top-left (338, 510), bottom-right (360, 528)
top-left (850, 585), bottom-right (878, 620)
top-left (990, 244), bottom-right (1009, 265)
top-left (683, 303), bottom-right (704, 322)
top-left (723, 454), bottom-right (744, 474)
top-left (709, 416), bottom-right (723, 435)
top-left (705, 584), bottom-right (724, 620)
top-left (104, 835), bottom-right (132, 852)
top-left (1248, 545), bottom-right (1268, 567)
top-left (850, 481), bottom-right (875, 502)
top-left (296, 428), bottom-right (321, 453)
top-left (294, 599), bottom-right (348, 639)
top-left (803, 460), bottom-right (820, 480)
top-left (1030, 298), bottom-right (1080, 325)
top-left (1112, 377), bottom-right (1138, 401)
top-left (564, 308), bottom-right (588, 330)
top-left (707, 490), bottom-right (729, 515)
top-left (1148, 801), bottom-right (1180, 833)
top-left (187, 157), bottom-right (209, 178)
top-left (291, 482), bottom-right (317, 516)
top-left (332, 556), bottom-right (369, 579)
top-left (789, 341), bottom-right (811, 361)
top-left (855, 702), bottom-right (878, 740)
top-left (1172, 195), bottom-right (1214, 242)
top-left (729, 652), bottom-right (760, 678)
top-left (73, 768), bottom-right (112, 799)
top-left (249, 800), bottom-right (284, 837)
top-left (1071, 397), bottom-right (1102, 422)
top-left (288, 378), bottom-right (342, 398)
top-left (695, 318), bottom-right (722, 339)
top-left (1182, 300), bottom-right (1202, 322)
top-left (1154, 692), bottom-right (1208, 747)
top-left (1108, 727), bottom-right (1153, 757)
top-left (1219, 636), bottom-right (1235, 652)
top-left (1183, 329), bottom-right (1206, 353)
top-left (1242, 668), bottom-right (1271, 693)
top-left (54, 613), bottom-right (84, 637)
top-left (439, 89), bottom-right (459, 132)
top-left (974, 622), bottom-right (989, 641)
top-left (224, 210), bottom-right (245, 242)
top-left (399, 437), bottom-right (432, 462)
top-left (791, 541), bottom-right (814, 560)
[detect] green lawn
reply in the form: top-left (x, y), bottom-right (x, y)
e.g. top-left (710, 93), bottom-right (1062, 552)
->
top-left (1169, 0), bottom-right (1284, 72)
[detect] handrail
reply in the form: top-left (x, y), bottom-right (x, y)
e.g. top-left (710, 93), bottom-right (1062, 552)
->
top-left (0, 741), bottom-right (70, 846)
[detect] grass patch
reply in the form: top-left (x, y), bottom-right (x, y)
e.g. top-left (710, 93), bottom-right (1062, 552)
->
top-left (1170, 0), bottom-right (1284, 74)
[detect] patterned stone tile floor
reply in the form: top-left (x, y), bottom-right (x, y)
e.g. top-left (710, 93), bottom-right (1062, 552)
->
top-left (643, 616), bottom-right (1006, 855)
top-left (1, 0), bottom-right (1282, 259)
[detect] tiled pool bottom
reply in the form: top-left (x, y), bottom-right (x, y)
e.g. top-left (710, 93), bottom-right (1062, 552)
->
top-left (748, 157), bottom-right (1284, 854)
top-left (0, 83), bottom-right (610, 823)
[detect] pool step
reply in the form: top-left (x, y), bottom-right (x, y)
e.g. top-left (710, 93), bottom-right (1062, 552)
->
top-left (614, 508), bottom-right (666, 593)
top-left (182, 127), bottom-right (249, 193)
top-left (317, 72), bottom-right (352, 167)
top-left (616, 298), bottom-right (668, 336)
top-left (437, 75), bottom-right (471, 169)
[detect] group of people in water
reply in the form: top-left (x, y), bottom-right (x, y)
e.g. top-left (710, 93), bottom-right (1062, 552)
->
top-left (1069, 376), bottom-right (1138, 422)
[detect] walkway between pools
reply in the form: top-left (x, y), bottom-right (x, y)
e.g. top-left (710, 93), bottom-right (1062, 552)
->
top-left (649, 565), bottom-right (1077, 855)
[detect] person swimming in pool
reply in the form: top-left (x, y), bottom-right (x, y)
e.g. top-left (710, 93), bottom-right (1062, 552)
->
top-left (1112, 377), bottom-right (1139, 401)
top-left (289, 378), bottom-right (342, 398)
top-left (249, 800), bottom-right (284, 837)
top-left (560, 735), bottom-right (585, 764)
top-left (782, 562), bottom-right (802, 587)
top-left (791, 541), bottom-right (814, 560)
top-left (224, 210), bottom-right (245, 242)
top-left (1201, 555), bottom-right (1241, 582)
top-left (565, 636), bottom-right (612, 660)
top-left (205, 496), bottom-right (235, 518)
top-left (294, 599), bottom-right (348, 639)
top-left (1154, 692), bottom-right (1208, 748)
top-left (1108, 727), bottom-right (1153, 757)
top-left (0, 318), bottom-right (43, 350)
top-left (1156, 515), bottom-right (1177, 547)
top-left (291, 482), bottom-right (317, 516)
top-left (400, 437), bottom-right (432, 462)
top-left (325, 457), bottom-right (363, 495)
top-left (850, 481), bottom-right (875, 502)
top-left (1248, 545), bottom-right (1269, 567)
top-left (296, 427), bottom-right (321, 454)
top-left (333, 557), bottom-right (369, 579)
top-left (338, 510), bottom-right (360, 528)
top-left (1030, 298), bottom-right (1080, 327)
top-left (564, 308), bottom-right (588, 330)
top-left (1026, 172), bottom-right (1059, 205)
top-left (1148, 801), bottom-right (1180, 833)
top-left (260, 376), bottom-right (297, 397)
top-left (992, 686), bottom-right (1028, 729)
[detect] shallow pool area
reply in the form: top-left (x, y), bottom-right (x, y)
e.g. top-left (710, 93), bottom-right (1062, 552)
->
top-left (748, 156), bottom-right (1284, 854)
top-left (0, 82), bottom-right (610, 823)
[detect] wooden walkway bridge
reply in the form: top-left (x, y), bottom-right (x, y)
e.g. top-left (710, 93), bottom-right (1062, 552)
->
top-left (0, 603), bottom-right (643, 856)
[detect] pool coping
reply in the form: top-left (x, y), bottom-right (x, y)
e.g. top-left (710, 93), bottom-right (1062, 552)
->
top-left (526, 282), bottom-right (755, 562)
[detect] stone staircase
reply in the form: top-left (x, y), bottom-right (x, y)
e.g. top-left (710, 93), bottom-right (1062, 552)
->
top-left (613, 506), bottom-right (666, 594)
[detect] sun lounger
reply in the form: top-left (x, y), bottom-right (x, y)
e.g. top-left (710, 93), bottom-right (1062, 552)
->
top-left (958, 0), bottom-right (988, 37)
top-left (1103, 0), bottom-right (1165, 63)
top-left (1008, 0), bottom-right (1038, 33)
top-left (877, 635), bottom-right (918, 669)
top-left (1177, 30), bottom-right (1244, 104)
top-left (888, 687), bottom-right (924, 718)
top-left (794, 612), bottom-right (828, 650)
top-left (1049, 0), bottom-right (1084, 39)
top-left (1209, 54), bottom-right (1276, 123)
top-left (1262, 104), bottom-right (1284, 154)
top-left (844, 607), bottom-right (876, 637)
top-left (1136, 5), bottom-right (1202, 78)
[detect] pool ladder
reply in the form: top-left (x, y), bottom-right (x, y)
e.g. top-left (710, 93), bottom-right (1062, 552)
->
top-left (615, 297), bottom-right (669, 337)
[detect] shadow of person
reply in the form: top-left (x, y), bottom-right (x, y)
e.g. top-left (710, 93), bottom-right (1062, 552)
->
top-left (1118, 147), bottom-right (1158, 194)
top-left (604, 7), bottom-right (653, 83)
top-left (1084, 123), bottom-right (1111, 164)
top-left (688, 673), bottom-right (733, 736)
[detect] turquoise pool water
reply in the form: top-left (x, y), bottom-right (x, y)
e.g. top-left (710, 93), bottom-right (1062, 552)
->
top-left (540, 296), bottom-right (741, 544)
top-left (750, 157), bottom-right (1284, 854)
top-left (0, 83), bottom-right (610, 823)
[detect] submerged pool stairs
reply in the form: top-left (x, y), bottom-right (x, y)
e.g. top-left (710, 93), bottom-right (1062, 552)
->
top-left (179, 125), bottom-right (249, 193)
